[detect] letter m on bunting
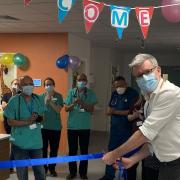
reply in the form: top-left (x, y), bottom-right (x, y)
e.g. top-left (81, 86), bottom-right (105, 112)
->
top-left (110, 6), bottom-right (131, 39)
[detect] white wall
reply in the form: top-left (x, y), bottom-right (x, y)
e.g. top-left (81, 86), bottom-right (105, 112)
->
top-left (68, 34), bottom-right (91, 88)
top-left (90, 47), bottom-right (124, 131)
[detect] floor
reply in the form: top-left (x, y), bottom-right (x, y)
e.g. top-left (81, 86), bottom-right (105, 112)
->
top-left (7, 131), bottom-right (141, 180)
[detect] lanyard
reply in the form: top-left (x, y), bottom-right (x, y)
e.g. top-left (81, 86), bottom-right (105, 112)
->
top-left (24, 97), bottom-right (34, 114)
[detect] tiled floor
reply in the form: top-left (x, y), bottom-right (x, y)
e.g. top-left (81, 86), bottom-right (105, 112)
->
top-left (7, 131), bottom-right (142, 180)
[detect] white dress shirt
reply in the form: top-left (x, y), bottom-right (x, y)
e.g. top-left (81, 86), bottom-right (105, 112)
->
top-left (139, 78), bottom-right (180, 162)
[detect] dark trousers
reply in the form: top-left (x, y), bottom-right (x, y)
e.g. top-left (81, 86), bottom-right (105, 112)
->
top-left (127, 163), bottom-right (138, 180)
top-left (12, 144), bottom-right (45, 180)
top-left (68, 129), bottom-right (90, 176)
top-left (142, 166), bottom-right (159, 180)
top-left (158, 158), bottom-right (180, 180)
top-left (105, 131), bottom-right (136, 180)
top-left (41, 129), bottom-right (61, 172)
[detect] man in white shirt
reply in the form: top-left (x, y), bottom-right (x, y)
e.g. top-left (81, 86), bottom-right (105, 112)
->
top-left (102, 53), bottom-right (180, 180)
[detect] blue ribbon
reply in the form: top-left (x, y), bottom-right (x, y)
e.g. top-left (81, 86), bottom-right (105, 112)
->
top-left (117, 161), bottom-right (127, 180)
top-left (0, 151), bottom-right (136, 180)
top-left (0, 153), bottom-right (103, 169)
top-left (117, 147), bottom-right (141, 180)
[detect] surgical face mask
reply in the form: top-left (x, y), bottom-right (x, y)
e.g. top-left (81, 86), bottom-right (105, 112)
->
top-left (77, 81), bottom-right (86, 89)
top-left (116, 87), bottom-right (126, 95)
top-left (136, 72), bottom-right (159, 93)
top-left (22, 86), bottom-right (34, 96)
top-left (45, 85), bottom-right (54, 92)
top-left (11, 84), bottom-right (19, 93)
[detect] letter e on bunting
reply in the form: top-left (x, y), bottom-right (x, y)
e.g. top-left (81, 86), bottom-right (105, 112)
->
top-left (83, 0), bottom-right (104, 33)
top-left (135, 7), bottom-right (154, 39)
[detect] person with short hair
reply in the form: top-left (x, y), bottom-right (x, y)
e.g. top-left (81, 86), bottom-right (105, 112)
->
top-left (41, 77), bottom-right (63, 177)
top-left (102, 53), bottom-right (180, 180)
top-left (99, 76), bottom-right (139, 180)
top-left (4, 75), bottom-right (46, 180)
top-left (64, 73), bottom-right (97, 180)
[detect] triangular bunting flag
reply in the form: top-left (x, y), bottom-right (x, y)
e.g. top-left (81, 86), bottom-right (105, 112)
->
top-left (58, 0), bottom-right (76, 23)
top-left (83, 0), bottom-right (104, 33)
top-left (24, 0), bottom-right (32, 6)
top-left (135, 7), bottom-right (154, 39)
top-left (110, 6), bottom-right (131, 39)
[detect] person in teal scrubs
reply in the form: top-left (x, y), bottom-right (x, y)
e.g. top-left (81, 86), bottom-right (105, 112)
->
top-left (64, 73), bottom-right (97, 180)
top-left (4, 75), bottom-right (46, 180)
top-left (41, 77), bottom-right (63, 177)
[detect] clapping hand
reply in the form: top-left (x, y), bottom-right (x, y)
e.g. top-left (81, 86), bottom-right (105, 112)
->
top-left (45, 93), bottom-right (51, 105)
top-left (28, 112), bottom-right (38, 124)
top-left (75, 98), bottom-right (83, 105)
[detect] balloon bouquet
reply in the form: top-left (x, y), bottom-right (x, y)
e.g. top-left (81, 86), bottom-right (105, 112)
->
top-left (0, 53), bottom-right (27, 67)
top-left (56, 54), bottom-right (81, 70)
top-left (161, 0), bottom-right (180, 23)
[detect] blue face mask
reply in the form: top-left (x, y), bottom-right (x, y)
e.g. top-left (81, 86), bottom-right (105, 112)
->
top-left (45, 85), bottom-right (54, 92)
top-left (136, 72), bottom-right (159, 93)
top-left (77, 81), bottom-right (86, 89)
top-left (22, 86), bottom-right (34, 96)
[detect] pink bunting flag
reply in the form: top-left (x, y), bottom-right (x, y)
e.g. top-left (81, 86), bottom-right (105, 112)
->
top-left (83, 0), bottom-right (104, 33)
top-left (135, 7), bottom-right (154, 39)
top-left (24, 0), bottom-right (32, 6)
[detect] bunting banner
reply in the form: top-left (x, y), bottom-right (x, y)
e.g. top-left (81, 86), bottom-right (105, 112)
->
top-left (24, 0), bottom-right (32, 6)
top-left (83, 0), bottom-right (104, 33)
top-left (58, 0), bottom-right (76, 23)
top-left (110, 6), bottom-right (131, 39)
top-left (135, 7), bottom-right (154, 39)
top-left (56, 0), bottom-right (180, 40)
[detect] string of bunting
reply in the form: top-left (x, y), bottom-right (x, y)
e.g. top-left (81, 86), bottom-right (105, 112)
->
top-left (57, 0), bottom-right (180, 39)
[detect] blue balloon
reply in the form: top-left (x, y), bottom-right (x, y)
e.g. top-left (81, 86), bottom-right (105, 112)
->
top-left (56, 55), bottom-right (69, 69)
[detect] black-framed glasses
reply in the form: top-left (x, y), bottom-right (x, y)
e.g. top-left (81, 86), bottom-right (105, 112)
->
top-left (135, 66), bottom-right (157, 79)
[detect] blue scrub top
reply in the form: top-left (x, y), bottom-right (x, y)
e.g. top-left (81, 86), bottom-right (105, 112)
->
top-left (109, 87), bottom-right (138, 137)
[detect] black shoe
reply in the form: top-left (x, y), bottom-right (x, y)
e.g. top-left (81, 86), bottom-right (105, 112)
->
top-left (10, 168), bottom-right (15, 174)
top-left (49, 170), bottom-right (58, 177)
top-left (99, 175), bottom-right (112, 180)
top-left (80, 174), bottom-right (88, 179)
top-left (45, 168), bottom-right (48, 175)
top-left (66, 174), bottom-right (77, 179)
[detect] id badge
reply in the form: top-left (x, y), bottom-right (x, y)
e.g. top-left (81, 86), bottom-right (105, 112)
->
top-left (29, 123), bottom-right (37, 129)
top-left (136, 121), bottom-right (143, 126)
top-left (51, 97), bottom-right (57, 102)
top-left (79, 108), bottom-right (85, 113)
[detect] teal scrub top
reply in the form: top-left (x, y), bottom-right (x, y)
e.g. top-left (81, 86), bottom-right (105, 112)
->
top-left (64, 88), bottom-right (97, 130)
top-left (4, 94), bottom-right (46, 150)
top-left (41, 92), bottom-right (64, 130)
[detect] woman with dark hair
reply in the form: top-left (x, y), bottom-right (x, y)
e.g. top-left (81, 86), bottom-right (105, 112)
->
top-left (41, 77), bottom-right (64, 177)
top-left (64, 73), bottom-right (97, 180)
